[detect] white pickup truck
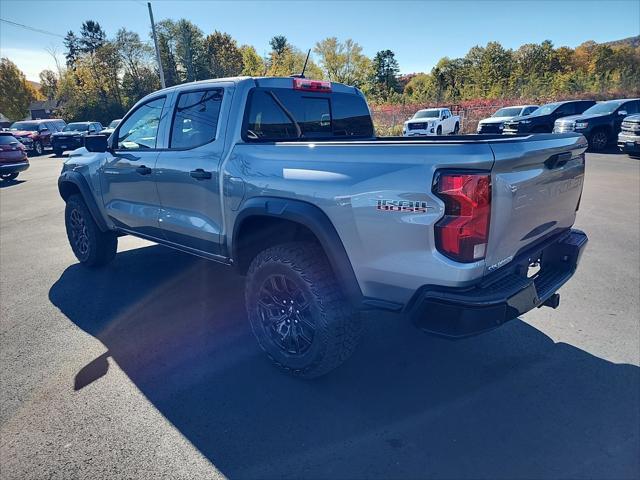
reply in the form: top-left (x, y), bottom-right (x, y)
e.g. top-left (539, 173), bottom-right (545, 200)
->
top-left (403, 108), bottom-right (460, 136)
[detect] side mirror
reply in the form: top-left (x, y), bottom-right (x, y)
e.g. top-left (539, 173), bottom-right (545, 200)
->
top-left (618, 110), bottom-right (628, 116)
top-left (84, 134), bottom-right (109, 153)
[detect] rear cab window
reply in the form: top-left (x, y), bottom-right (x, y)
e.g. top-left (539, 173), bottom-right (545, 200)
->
top-left (243, 87), bottom-right (374, 141)
top-left (170, 88), bottom-right (224, 149)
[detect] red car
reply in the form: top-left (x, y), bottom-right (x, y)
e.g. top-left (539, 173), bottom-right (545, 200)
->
top-left (0, 132), bottom-right (29, 181)
top-left (7, 119), bottom-right (66, 156)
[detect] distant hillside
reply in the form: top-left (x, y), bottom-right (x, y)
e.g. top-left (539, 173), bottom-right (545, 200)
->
top-left (28, 80), bottom-right (41, 91)
top-left (603, 35), bottom-right (640, 48)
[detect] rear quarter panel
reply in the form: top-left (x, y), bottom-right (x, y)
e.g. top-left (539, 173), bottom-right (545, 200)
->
top-left (225, 141), bottom-right (495, 305)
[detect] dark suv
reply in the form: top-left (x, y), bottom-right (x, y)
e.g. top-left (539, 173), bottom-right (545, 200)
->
top-left (502, 100), bottom-right (595, 135)
top-left (7, 119), bottom-right (66, 155)
top-left (51, 122), bottom-right (103, 156)
top-left (553, 98), bottom-right (640, 151)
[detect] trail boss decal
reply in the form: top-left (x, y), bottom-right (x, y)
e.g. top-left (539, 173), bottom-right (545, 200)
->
top-left (376, 199), bottom-right (429, 213)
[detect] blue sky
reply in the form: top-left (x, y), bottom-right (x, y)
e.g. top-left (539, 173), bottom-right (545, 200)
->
top-left (1, 0), bottom-right (639, 81)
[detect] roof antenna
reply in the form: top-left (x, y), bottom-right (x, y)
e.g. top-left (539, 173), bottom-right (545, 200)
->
top-left (291, 49), bottom-right (311, 78)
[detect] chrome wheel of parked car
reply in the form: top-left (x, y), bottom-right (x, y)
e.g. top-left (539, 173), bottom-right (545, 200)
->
top-left (33, 141), bottom-right (43, 156)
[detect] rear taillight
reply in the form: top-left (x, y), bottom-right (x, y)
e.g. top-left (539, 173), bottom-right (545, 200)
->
top-left (293, 78), bottom-right (332, 92)
top-left (433, 171), bottom-right (491, 263)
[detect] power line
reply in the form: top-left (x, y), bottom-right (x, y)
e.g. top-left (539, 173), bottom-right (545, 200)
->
top-left (0, 18), bottom-right (65, 39)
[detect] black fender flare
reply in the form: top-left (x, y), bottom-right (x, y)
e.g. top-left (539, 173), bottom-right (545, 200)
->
top-left (58, 171), bottom-right (110, 232)
top-left (233, 197), bottom-right (364, 306)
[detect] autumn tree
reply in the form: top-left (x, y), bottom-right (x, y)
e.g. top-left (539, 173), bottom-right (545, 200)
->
top-left (314, 37), bottom-right (371, 86)
top-left (240, 45), bottom-right (265, 76)
top-left (39, 70), bottom-right (58, 100)
top-left (204, 31), bottom-right (243, 78)
top-left (0, 58), bottom-right (37, 120)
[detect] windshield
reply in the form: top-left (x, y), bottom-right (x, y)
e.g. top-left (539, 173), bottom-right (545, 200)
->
top-left (413, 110), bottom-right (440, 119)
top-left (9, 122), bottom-right (38, 132)
top-left (582, 101), bottom-right (625, 115)
top-left (63, 123), bottom-right (89, 132)
top-left (108, 119), bottom-right (121, 128)
top-left (493, 107), bottom-right (523, 117)
top-left (529, 102), bottom-right (561, 117)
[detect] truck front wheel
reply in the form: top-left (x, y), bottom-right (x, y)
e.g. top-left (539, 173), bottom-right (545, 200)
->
top-left (64, 194), bottom-right (117, 267)
top-left (245, 242), bottom-right (362, 378)
top-left (588, 129), bottom-right (609, 152)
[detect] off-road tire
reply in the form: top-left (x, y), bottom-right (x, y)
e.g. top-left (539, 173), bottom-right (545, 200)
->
top-left (1, 172), bottom-right (19, 181)
top-left (65, 194), bottom-right (117, 267)
top-left (245, 242), bottom-right (363, 378)
top-left (436, 125), bottom-right (442, 135)
top-left (588, 129), bottom-right (609, 152)
top-left (53, 148), bottom-right (63, 157)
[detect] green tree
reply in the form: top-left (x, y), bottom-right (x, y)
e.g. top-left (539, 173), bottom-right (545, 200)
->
top-left (269, 35), bottom-right (288, 55)
top-left (240, 45), bottom-right (265, 76)
top-left (204, 31), bottom-right (244, 78)
top-left (0, 58), bottom-right (37, 120)
top-left (115, 28), bottom-right (157, 105)
top-left (79, 20), bottom-right (107, 54)
top-left (371, 50), bottom-right (400, 99)
top-left (39, 69), bottom-right (58, 100)
top-left (314, 37), bottom-right (371, 86)
top-left (63, 31), bottom-right (81, 68)
top-left (173, 19), bottom-right (208, 82)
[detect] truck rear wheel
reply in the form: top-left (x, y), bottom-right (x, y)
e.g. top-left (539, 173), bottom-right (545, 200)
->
top-left (245, 242), bottom-right (362, 378)
top-left (65, 194), bottom-right (117, 267)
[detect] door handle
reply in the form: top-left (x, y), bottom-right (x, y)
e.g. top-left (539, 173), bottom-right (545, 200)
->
top-left (136, 165), bottom-right (152, 175)
top-left (190, 168), bottom-right (212, 180)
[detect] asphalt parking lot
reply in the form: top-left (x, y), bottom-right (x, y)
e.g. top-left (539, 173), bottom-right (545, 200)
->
top-left (0, 149), bottom-right (638, 480)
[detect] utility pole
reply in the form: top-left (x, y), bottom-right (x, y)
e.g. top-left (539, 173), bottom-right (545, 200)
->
top-left (147, 2), bottom-right (166, 89)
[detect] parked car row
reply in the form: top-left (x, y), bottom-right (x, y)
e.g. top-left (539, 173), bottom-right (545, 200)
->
top-left (474, 98), bottom-right (640, 152)
top-left (7, 119), bottom-right (66, 155)
top-left (4, 117), bottom-right (121, 157)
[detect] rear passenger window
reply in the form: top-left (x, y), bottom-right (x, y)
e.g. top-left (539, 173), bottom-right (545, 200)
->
top-left (245, 90), bottom-right (298, 140)
top-left (243, 88), bottom-right (374, 141)
top-left (170, 88), bottom-right (223, 149)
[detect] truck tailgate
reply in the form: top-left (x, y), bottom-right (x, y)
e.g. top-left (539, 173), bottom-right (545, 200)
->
top-left (485, 134), bottom-right (587, 273)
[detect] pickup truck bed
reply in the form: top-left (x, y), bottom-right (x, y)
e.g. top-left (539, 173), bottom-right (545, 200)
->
top-left (59, 76), bottom-right (588, 377)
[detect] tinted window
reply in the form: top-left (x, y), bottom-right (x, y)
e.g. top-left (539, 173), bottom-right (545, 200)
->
top-left (170, 89), bottom-right (223, 149)
top-left (0, 134), bottom-right (18, 145)
top-left (555, 103), bottom-right (575, 116)
top-left (245, 90), bottom-right (298, 140)
top-left (523, 107), bottom-right (538, 115)
top-left (621, 101), bottom-right (639, 115)
top-left (117, 97), bottom-right (166, 150)
top-left (244, 88), bottom-right (373, 140)
top-left (332, 93), bottom-right (374, 137)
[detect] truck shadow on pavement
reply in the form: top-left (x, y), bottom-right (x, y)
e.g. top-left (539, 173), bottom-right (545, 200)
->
top-left (49, 245), bottom-right (640, 480)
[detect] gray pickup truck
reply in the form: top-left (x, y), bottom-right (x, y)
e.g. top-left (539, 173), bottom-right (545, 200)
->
top-left (58, 76), bottom-right (588, 377)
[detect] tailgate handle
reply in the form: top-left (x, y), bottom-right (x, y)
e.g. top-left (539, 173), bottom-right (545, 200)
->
top-left (545, 152), bottom-right (572, 169)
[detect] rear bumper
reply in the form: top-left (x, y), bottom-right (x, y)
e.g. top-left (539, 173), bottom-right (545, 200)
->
top-left (407, 229), bottom-right (588, 338)
top-left (0, 161), bottom-right (29, 174)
